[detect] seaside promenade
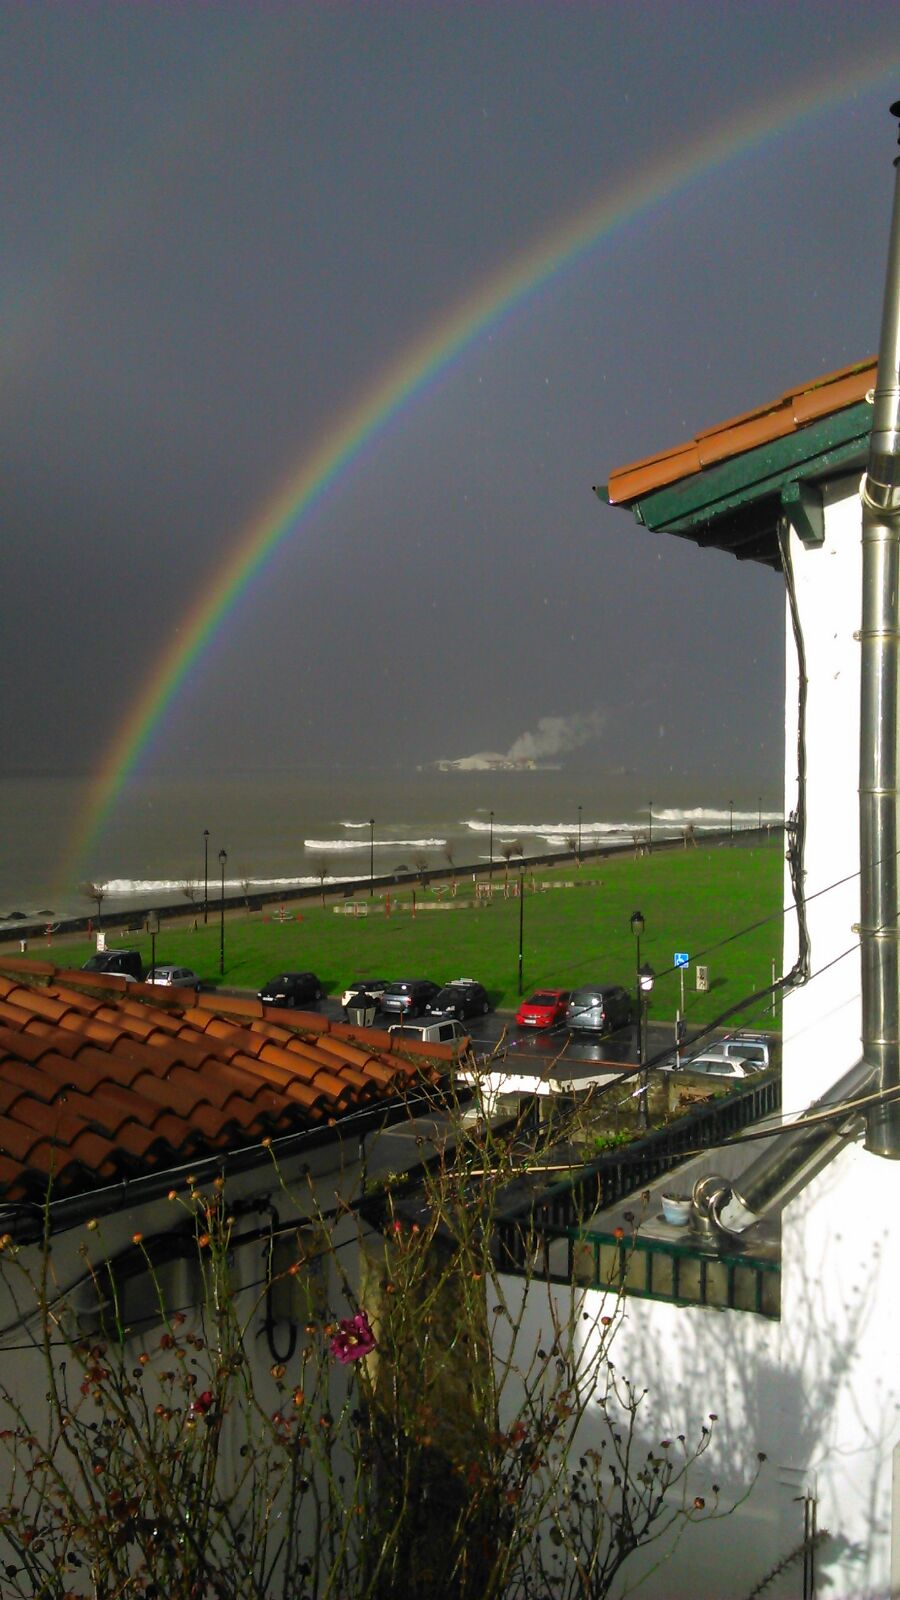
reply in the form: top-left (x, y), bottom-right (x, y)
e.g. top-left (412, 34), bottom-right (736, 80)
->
top-left (0, 826), bottom-right (775, 950)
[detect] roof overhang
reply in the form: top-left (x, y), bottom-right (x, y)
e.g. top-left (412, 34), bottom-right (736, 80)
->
top-left (598, 360), bottom-right (875, 569)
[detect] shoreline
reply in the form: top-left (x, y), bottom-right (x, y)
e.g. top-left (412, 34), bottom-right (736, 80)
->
top-left (0, 826), bottom-right (778, 950)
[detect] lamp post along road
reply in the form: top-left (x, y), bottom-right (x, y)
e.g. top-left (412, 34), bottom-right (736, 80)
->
top-left (489, 810), bottom-right (494, 879)
top-left (630, 910), bottom-right (645, 1060)
top-left (577, 804), bottom-right (582, 864)
top-left (518, 869), bottom-right (525, 995)
top-left (630, 910), bottom-right (656, 1127)
top-left (219, 849), bottom-right (227, 976)
top-left (369, 819), bottom-right (375, 898)
top-left (203, 829), bottom-right (209, 926)
top-left (648, 800), bottom-right (652, 853)
top-left (637, 962), bottom-right (656, 1129)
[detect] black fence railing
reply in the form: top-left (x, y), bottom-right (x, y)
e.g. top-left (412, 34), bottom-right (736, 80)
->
top-left (493, 1071), bottom-right (781, 1276)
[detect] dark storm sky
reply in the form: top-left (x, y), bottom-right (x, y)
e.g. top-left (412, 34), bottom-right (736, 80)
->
top-left (3, 2), bottom-right (900, 790)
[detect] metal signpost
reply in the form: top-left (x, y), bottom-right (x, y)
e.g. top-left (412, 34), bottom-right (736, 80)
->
top-left (674, 952), bottom-right (689, 1065)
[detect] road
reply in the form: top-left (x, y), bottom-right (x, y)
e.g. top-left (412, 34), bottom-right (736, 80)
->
top-left (310, 994), bottom-right (676, 1073)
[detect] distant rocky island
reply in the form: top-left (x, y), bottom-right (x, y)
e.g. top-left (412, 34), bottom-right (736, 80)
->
top-left (432, 752), bottom-right (543, 772)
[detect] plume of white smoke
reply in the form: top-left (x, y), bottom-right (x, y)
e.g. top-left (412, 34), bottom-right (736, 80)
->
top-left (505, 711), bottom-right (605, 762)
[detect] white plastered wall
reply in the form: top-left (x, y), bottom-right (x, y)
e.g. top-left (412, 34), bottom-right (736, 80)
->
top-left (779, 474), bottom-right (900, 1599)
top-left (493, 476), bottom-right (900, 1599)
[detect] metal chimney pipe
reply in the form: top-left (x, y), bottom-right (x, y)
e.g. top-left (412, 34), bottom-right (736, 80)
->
top-left (710, 1060), bottom-right (874, 1234)
top-left (860, 102), bottom-right (900, 1158)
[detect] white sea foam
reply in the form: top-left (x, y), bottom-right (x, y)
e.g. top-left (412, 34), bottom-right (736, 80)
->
top-left (462, 807), bottom-right (783, 837)
top-left (101, 875), bottom-right (353, 896)
top-left (303, 837), bottom-right (446, 852)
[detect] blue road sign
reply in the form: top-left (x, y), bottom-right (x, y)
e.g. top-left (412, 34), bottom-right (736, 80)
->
top-left (673, 951), bottom-right (690, 968)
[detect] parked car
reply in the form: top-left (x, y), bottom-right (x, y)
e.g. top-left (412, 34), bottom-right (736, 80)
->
top-left (341, 978), bottom-right (390, 1010)
top-left (258, 971), bottom-right (324, 1007)
top-left (515, 988), bottom-right (570, 1029)
top-left (147, 964), bottom-right (203, 994)
top-left (718, 1032), bottom-right (773, 1069)
top-left (379, 979), bottom-right (440, 1017)
top-left (389, 1018), bottom-right (469, 1047)
top-left (678, 1051), bottom-right (765, 1080)
top-left (565, 984), bottom-right (634, 1036)
top-left (426, 979), bottom-right (490, 1020)
top-left (81, 949), bottom-right (145, 981)
top-left (677, 1033), bottom-right (773, 1073)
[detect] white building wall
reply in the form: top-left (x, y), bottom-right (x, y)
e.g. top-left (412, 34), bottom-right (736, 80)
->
top-left (779, 475), bottom-right (900, 1599)
top-left (780, 478), bottom-right (865, 1111)
top-left (498, 473), bottom-right (900, 1599)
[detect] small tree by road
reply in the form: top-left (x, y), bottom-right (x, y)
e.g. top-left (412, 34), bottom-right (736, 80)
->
top-left (500, 840), bottom-right (523, 895)
top-left (79, 880), bottom-right (106, 927)
top-left (313, 857), bottom-right (331, 907)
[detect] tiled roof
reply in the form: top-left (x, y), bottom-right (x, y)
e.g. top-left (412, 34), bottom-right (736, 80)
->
top-left (606, 357), bottom-right (876, 506)
top-left (0, 960), bottom-right (455, 1205)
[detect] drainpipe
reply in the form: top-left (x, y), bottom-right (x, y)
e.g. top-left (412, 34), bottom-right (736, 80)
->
top-left (860, 101), bottom-right (900, 1158)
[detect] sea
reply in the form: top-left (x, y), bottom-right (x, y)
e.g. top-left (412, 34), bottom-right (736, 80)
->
top-left (0, 767), bottom-right (783, 931)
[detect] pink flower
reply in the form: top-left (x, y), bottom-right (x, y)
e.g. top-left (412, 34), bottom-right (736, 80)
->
top-left (329, 1311), bottom-right (376, 1365)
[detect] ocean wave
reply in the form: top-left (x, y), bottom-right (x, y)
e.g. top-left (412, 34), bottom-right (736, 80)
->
top-left (654, 806), bottom-right (783, 825)
top-left (101, 876), bottom-right (346, 895)
top-left (461, 817), bottom-right (638, 837)
top-left (304, 837), bottom-right (446, 852)
top-left (462, 809), bottom-right (783, 836)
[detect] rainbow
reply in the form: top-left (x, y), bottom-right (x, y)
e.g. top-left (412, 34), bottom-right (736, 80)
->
top-left (63, 56), bottom-right (900, 889)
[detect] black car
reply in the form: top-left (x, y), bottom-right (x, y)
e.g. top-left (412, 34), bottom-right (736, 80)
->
top-left (379, 979), bottom-right (441, 1017)
top-left (82, 949), bottom-right (145, 981)
top-left (258, 971), bottom-right (324, 1008)
top-left (426, 979), bottom-right (490, 1020)
top-left (565, 984), bottom-right (634, 1036)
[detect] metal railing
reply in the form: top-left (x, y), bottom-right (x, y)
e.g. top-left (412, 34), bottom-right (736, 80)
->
top-left (493, 1072), bottom-right (782, 1279)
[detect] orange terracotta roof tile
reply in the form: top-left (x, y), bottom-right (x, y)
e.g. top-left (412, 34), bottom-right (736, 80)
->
top-left (607, 357), bottom-right (876, 505)
top-left (0, 964), bottom-right (449, 1204)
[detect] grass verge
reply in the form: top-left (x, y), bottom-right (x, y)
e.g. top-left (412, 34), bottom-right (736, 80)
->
top-left (23, 843), bottom-right (785, 1031)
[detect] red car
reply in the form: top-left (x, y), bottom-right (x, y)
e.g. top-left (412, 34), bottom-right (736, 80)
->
top-left (515, 988), bottom-right (570, 1029)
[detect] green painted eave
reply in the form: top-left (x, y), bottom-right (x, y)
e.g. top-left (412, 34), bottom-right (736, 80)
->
top-left (598, 398), bottom-right (871, 568)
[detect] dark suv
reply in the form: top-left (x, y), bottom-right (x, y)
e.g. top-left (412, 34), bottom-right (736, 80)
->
top-left (258, 971), bottom-right (324, 1007)
top-left (426, 979), bottom-right (490, 1020)
top-left (565, 984), bottom-right (633, 1036)
top-left (82, 949), bottom-right (145, 981)
top-left (379, 979), bottom-right (440, 1017)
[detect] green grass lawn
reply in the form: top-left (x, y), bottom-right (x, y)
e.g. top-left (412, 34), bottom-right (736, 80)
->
top-left (24, 843), bottom-right (785, 1032)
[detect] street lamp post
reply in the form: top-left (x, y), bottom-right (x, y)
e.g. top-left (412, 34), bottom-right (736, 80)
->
top-left (577, 804), bottom-right (582, 864)
top-left (758, 795), bottom-right (762, 832)
top-left (630, 908), bottom-right (645, 1056)
top-left (729, 799), bottom-right (734, 845)
top-left (219, 849), bottom-right (227, 976)
top-left (203, 828), bottom-right (209, 925)
top-left (517, 869), bottom-right (525, 995)
top-left (369, 818), bottom-right (375, 897)
top-left (637, 962), bottom-right (656, 1128)
top-left (489, 810), bottom-right (494, 879)
top-left (648, 800), bottom-right (653, 853)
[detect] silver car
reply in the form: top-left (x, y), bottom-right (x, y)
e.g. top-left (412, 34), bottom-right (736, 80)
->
top-left (679, 1051), bottom-right (764, 1080)
top-left (565, 984), bottom-right (633, 1036)
top-left (148, 964), bottom-right (203, 993)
